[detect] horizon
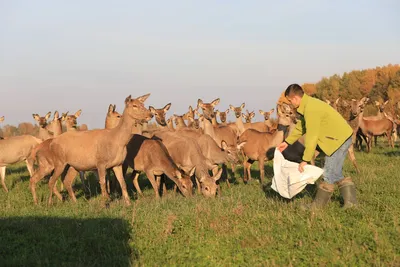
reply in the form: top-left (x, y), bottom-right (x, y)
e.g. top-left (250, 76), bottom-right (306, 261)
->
top-left (1, 1), bottom-right (399, 128)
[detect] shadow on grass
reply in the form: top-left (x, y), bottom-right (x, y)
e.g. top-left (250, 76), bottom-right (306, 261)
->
top-left (0, 216), bottom-right (135, 266)
top-left (262, 182), bottom-right (317, 202)
top-left (379, 151), bottom-right (400, 157)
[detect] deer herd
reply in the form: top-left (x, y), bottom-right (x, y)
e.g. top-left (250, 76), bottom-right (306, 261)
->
top-left (0, 94), bottom-right (398, 206)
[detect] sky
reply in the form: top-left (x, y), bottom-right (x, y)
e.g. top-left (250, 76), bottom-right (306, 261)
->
top-left (1, 0), bottom-right (399, 128)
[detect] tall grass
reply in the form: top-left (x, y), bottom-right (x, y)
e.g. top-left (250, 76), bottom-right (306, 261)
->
top-left (0, 143), bottom-right (399, 266)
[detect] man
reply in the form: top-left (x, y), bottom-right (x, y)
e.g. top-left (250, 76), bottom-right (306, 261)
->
top-left (277, 84), bottom-right (357, 209)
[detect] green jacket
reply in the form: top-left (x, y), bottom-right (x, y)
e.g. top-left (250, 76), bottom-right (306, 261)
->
top-left (285, 94), bottom-right (353, 162)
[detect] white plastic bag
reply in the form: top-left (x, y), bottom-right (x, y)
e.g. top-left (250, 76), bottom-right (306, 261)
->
top-left (271, 148), bottom-right (324, 199)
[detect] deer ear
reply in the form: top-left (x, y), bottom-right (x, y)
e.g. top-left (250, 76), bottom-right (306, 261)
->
top-left (211, 98), bottom-right (220, 107)
top-left (229, 105), bottom-right (235, 111)
top-left (270, 108), bottom-right (275, 114)
top-left (213, 168), bottom-right (223, 181)
top-left (33, 114), bottom-right (40, 121)
top-left (136, 93), bottom-right (150, 103)
top-left (225, 109), bottom-right (229, 114)
top-left (189, 105), bottom-right (193, 112)
top-left (53, 111), bottom-right (59, 120)
top-left (108, 104), bottom-right (114, 114)
top-left (149, 106), bottom-right (156, 114)
top-left (125, 95), bottom-right (132, 104)
top-left (250, 112), bottom-right (255, 118)
top-left (237, 141), bottom-right (246, 150)
top-left (259, 110), bottom-right (264, 115)
top-left (242, 114), bottom-right (246, 119)
top-left (216, 110), bottom-right (220, 115)
top-left (163, 103), bottom-right (171, 111)
top-left (221, 140), bottom-right (228, 150)
top-left (45, 112), bottom-right (51, 120)
top-left (113, 105), bottom-right (116, 112)
top-left (240, 103), bottom-right (245, 109)
top-left (74, 109), bottom-right (82, 118)
top-left (189, 166), bottom-right (196, 177)
top-left (0, 116), bottom-right (4, 122)
top-left (197, 99), bottom-right (204, 108)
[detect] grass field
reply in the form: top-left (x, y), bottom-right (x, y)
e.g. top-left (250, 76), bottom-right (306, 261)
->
top-left (0, 143), bottom-right (399, 266)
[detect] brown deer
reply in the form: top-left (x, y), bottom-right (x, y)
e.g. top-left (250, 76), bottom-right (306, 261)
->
top-left (352, 98), bottom-right (394, 152)
top-left (242, 110), bottom-right (255, 123)
top-left (363, 100), bottom-right (389, 147)
top-left (228, 103), bottom-right (245, 135)
top-left (198, 98), bottom-right (239, 185)
top-left (238, 104), bottom-right (293, 185)
top-left (62, 110), bottom-right (82, 131)
top-left (243, 109), bottom-right (275, 132)
top-left (0, 135), bottom-right (42, 192)
top-left (120, 134), bottom-right (193, 199)
top-left (182, 106), bottom-right (198, 128)
top-left (29, 94), bottom-right (152, 206)
top-left (152, 131), bottom-right (222, 197)
top-left (215, 109), bottom-right (229, 126)
top-left (149, 103), bottom-right (171, 129)
top-left (172, 114), bottom-right (187, 129)
top-left (33, 112), bottom-right (64, 140)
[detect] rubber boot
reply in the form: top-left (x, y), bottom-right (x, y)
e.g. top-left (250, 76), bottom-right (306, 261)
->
top-left (300, 181), bottom-right (334, 210)
top-left (337, 177), bottom-right (357, 209)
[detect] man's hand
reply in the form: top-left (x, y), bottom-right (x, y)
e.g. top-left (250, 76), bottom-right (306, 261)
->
top-left (298, 161), bottom-right (307, 173)
top-left (277, 142), bottom-right (288, 152)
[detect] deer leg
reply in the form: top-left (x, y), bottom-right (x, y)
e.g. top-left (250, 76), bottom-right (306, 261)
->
top-left (258, 158), bottom-right (265, 185)
top-left (48, 165), bottom-right (66, 206)
top-left (222, 164), bottom-right (230, 188)
top-left (112, 166), bottom-right (131, 206)
top-left (25, 159), bottom-right (34, 177)
top-left (367, 134), bottom-right (372, 153)
top-left (29, 164), bottom-right (53, 205)
top-left (347, 144), bottom-right (360, 174)
top-left (196, 178), bottom-right (201, 194)
top-left (145, 171), bottom-right (160, 199)
top-left (97, 167), bottom-right (110, 201)
top-left (0, 166), bottom-right (7, 193)
top-left (63, 167), bottom-right (79, 202)
top-left (132, 171), bottom-right (143, 197)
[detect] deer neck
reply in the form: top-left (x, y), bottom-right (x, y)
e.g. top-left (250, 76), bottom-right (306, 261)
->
top-left (264, 119), bottom-right (273, 128)
top-left (142, 122), bottom-right (148, 131)
top-left (235, 117), bottom-right (245, 134)
top-left (38, 127), bottom-right (53, 140)
top-left (211, 117), bottom-right (218, 126)
top-left (271, 124), bottom-right (288, 146)
top-left (203, 118), bottom-right (216, 139)
top-left (110, 110), bottom-right (136, 146)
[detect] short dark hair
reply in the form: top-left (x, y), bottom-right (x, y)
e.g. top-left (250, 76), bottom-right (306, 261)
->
top-left (285, 84), bottom-right (304, 97)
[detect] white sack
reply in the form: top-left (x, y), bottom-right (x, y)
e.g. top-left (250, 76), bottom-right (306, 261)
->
top-left (271, 148), bottom-right (324, 199)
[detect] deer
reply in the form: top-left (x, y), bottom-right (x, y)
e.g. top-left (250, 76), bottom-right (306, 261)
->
top-left (197, 98), bottom-right (239, 186)
top-left (149, 103), bottom-right (171, 130)
top-left (237, 104), bottom-right (293, 185)
top-left (215, 109), bottom-right (229, 126)
top-left (242, 110), bottom-right (255, 123)
top-left (258, 108), bottom-right (275, 132)
top-left (172, 114), bottom-right (187, 130)
top-left (352, 98), bottom-right (394, 152)
top-left (182, 106), bottom-right (198, 128)
top-left (228, 103), bottom-right (245, 136)
top-left (362, 100), bottom-right (389, 147)
top-left (0, 135), bottom-right (42, 192)
top-left (29, 94), bottom-right (152, 206)
top-left (33, 112), bottom-right (64, 140)
top-left (152, 131), bottom-right (223, 197)
top-left (120, 134), bottom-right (193, 199)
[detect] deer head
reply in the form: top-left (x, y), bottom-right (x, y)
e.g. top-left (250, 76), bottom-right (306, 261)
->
top-left (351, 97), bottom-right (369, 117)
top-left (229, 103), bottom-right (245, 119)
top-left (32, 112), bottom-right (52, 128)
top-left (149, 103), bottom-right (171, 127)
top-left (216, 109), bottom-right (229, 123)
top-left (173, 167), bottom-right (195, 197)
top-left (198, 168), bottom-right (222, 198)
top-left (124, 94), bottom-right (152, 122)
top-left (62, 109), bottom-right (82, 129)
top-left (241, 110), bottom-right (255, 123)
top-left (197, 98), bottom-right (220, 121)
top-left (259, 108), bottom-right (274, 121)
top-left (183, 105), bottom-right (198, 122)
top-left (106, 104), bottom-right (122, 129)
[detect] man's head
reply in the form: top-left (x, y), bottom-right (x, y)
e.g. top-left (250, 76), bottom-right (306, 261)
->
top-left (284, 84), bottom-right (304, 108)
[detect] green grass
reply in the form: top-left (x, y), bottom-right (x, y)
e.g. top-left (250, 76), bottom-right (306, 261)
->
top-left (0, 143), bottom-right (399, 266)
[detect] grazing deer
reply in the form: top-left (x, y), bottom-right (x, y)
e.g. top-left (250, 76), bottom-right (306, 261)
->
top-left (0, 135), bottom-right (42, 192)
top-left (120, 134), bottom-right (193, 199)
top-left (152, 131), bottom-right (222, 197)
top-left (29, 94), bottom-right (152, 206)
top-left (215, 109), bottom-right (229, 126)
top-left (352, 98), bottom-right (394, 152)
top-left (238, 104), bottom-right (293, 185)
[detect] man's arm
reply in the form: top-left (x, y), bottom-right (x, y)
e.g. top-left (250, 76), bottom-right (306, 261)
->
top-left (285, 119), bottom-right (303, 145)
top-left (302, 111), bottom-right (322, 162)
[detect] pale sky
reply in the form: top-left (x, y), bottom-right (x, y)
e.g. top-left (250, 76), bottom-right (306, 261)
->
top-left (1, 0), bottom-right (399, 128)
